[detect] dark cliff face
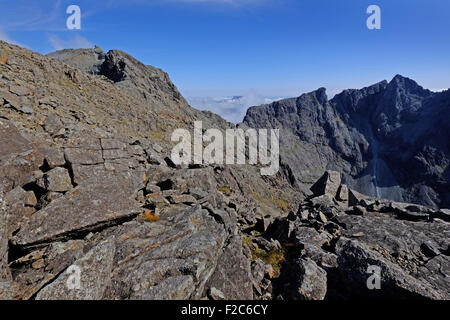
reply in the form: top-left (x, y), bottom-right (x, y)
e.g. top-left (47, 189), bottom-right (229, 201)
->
top-left (243, 75), bottom-right (450, 208)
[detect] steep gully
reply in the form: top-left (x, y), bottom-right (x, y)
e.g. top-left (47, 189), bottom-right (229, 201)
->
top-left (367, 125), bottom-right (381, 198)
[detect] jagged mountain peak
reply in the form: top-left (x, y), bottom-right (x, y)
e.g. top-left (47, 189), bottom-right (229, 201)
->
top-left (243, 76), bottom-right (450, 208)
top-left (386, 74), bottom-right (432, 96)
top-left (311, 87), bottom-right (328, 105)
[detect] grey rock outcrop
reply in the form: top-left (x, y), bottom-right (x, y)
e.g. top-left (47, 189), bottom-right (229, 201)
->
top-left (266, 175), bottom-right (450, 300)
top-left (47, 47), bottom-right (106, 75)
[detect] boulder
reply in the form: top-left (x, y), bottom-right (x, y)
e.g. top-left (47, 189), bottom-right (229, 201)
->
top-left (348, 188), bottom-right (372, 207)
top-left (168, 194), bottom-right (197, 205)
top-left (71, 164), bottom-right (106, 185)
top-left (333, 238), bottom-right (444, 299)
top-left (390, 202), bottom-right (430, 221)
top-left (310, 171), bottom-right (341, 198)
top-left (37, 145), bottom-right (66, 168)
top-left (282, 258), bottom-right (327, 300)
top-left (336, 184), bottom-right (349, 202)
top-left (347, 205), bottom-right (366, 216)
top-left (6, 186), bottom-right (37, 207)
top-left (0, 91), bottom-right (21, 110)
top-left (37, 167), bottom-right (72, 192)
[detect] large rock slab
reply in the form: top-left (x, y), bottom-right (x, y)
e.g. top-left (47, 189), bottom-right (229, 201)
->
top-left (12, 171), bottom-right (145, 246)
top-left (36, 238), bottom-right (115, 300)
top-left (9, 239), bottom-right (86, 300)
top-left (71, 163), bottom-right (107, 185)
top-left (64, 147), bottom-right (103, 165)
top-left (102, 205), bottom-right (228, 300)
top-left (206, 235), bottom-right (253, 300)
top-left (292, 258), bottom-right (327, 300)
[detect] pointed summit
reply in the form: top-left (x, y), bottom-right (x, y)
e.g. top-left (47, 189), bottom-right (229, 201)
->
top-left (386, 74), bottom-right (431, 96)
top-left (314, 87), bottom-right (328, 105)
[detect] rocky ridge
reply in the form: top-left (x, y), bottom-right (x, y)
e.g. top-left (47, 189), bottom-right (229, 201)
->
top-left (0, 41), bottom-right (449, 300)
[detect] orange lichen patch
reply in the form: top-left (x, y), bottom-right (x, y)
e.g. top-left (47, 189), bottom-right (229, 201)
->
top-left (142, 210), bottom-right (160, 222)
top-left (143, 172), bottom-right (147, 183)
top-left (0, 55), bottom-right (8, 65)
top-left (146, 192), bottom-right (162, 198)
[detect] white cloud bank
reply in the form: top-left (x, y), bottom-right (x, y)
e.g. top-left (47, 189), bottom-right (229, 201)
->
top-left (188, 92), bottom-right (283, 123)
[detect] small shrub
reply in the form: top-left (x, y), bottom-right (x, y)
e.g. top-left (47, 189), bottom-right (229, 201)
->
top-left (243, 235), bottom-right (286, 278)
top-left (217, 186), bottom-right (231, 195)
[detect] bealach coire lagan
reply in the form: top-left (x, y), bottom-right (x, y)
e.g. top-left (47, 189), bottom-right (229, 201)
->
top-left (0, 40), bottom-right (449, 300)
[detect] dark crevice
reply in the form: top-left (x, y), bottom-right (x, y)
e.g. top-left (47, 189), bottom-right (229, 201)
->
top-left (63, 156), bottom-right (78, 188)
top-left (8, 240), bottom-right (27, 263)
top-left (22, 181), bottom-right (47, 210)
top-left (164, 157), bottom-right (177, 168)
top-left (156, 179), bottom-right (173, 191)
top-left (143, 203), bottom-right (156, 211)
top-left (322, 236), bottom-right (340, 254)
top-left (39, 159), bottom-right (51, 173)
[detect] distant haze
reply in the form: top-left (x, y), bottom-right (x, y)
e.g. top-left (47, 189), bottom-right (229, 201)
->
top-left (187, 93), bottom-right (284, 123)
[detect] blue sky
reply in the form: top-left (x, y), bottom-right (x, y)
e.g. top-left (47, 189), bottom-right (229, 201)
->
top-left (0, 0), bottom-right (449, 122)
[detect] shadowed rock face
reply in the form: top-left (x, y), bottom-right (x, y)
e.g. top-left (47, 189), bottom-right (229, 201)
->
top-left (243, 76), bottom-right (450, 208)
